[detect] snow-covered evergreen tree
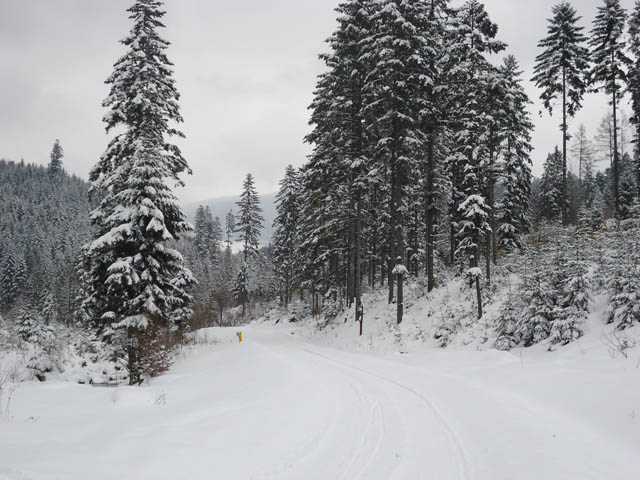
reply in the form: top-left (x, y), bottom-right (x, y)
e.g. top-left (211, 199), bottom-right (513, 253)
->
top-left (80, 0), bottom-right (194, 384)
top-left (17, 306), bottom-right (54, 346)
top-left (233, 173), bottom-right (263, 316)
top-left (589, 0), bottom-right (632, 217)
top-left (495, 293), bottom-right (523, 351)
top-left (273, 165), bottom-right (301, 307)
top-left (48, 139), bottom-right (64, 177)
top-left (498, 56), bottom-right (534, 251)
top-left (629, 1), bottom-right (640, 200)
top-left (0, 254), bottom-right (25, 312)
top-left (550, 257), bottom-right (590, 346)
top-left (540, 147), bottom-right (564, 221)
top-left (38, 289), bottom-right (56, 326)
top-left (235, 173), bottom-right (264, 263)
top-left (224, 210), bottom-right (235, 249)
top-left (532, 2), bottom-right (590, 225)
top-left (206, 210), bottom-right (223, 266)
top-left (193, 205), bottom-right (209, 259)
top-left (232, 263), bottom-right (249, 317)
top-left (518, 258), bottom-right (555, 346)
top-left (605, 227), bottom-right (640, 329)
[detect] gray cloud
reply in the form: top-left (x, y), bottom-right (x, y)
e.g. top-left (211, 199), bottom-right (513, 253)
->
top-left (0, 0), bottom-right (636, 204)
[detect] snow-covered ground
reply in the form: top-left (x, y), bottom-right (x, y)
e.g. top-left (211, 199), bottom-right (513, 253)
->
top-left (1, 319), bottom-right (639, 479)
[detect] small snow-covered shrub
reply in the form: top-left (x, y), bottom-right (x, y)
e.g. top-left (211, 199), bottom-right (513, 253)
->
top-left (0, 361), bottom-right (16, 421)
top-left (17, 308), bottom-right (55, 347)
top-left (495, 296), bottom-right (522, 351)
top-left (322, 299), bottom-right (343, 321)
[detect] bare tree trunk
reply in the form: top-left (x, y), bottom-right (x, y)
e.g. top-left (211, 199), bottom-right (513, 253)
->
top-left (562, 65), bottom-right (568, 225)
top-left (127, 328), bottom-right (138, 386)
top-left (636, 126), bottom-right (640, 200)
top-left (425, 133), bottom-right (435, 291)
top-left (486, 141), bottom-right (495, 284)
top-left (354, 196), bottom-right (362, 323)
top-left (612, 64), bottom-right (620, 217)
top-left (388, 171), bottom-right (396, 305)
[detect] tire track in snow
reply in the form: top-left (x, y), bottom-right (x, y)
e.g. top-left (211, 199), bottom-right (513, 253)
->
top-left (302, 347), bottom-right (472, 480)
top-left (337, 384), bottom-right (385, 480)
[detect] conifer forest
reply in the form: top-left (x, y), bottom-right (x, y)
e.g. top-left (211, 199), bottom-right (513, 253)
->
top-left (1, 1), bottom-right (640, 478)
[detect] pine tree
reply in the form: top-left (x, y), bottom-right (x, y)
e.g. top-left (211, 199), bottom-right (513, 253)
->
top-left (517, 248), bottom-right (555, 346)
top-left (48, 139), bottom-right (64, 177)
top-left (540, 147), bottom-right (564, 221)
top-left (206, 210), bottom-right (222, 265)
top-left (38, 289), bottom-right (56, 326)
top-left (235, 173), bottom-right (264, 262)
top-left (628, 1), bottom-right (640, 200)
top-left (232, 263), bottom-right (249, 317)
top-left (224, 210), bottom-right (235, 249)
top-left (273, 165), bottom-right (301, 307)
top-left (193, 205), bottom-right (209, 258)
top-left (589, 0), bottom-right (632, 217)
top-left (234, 173), bottom-right (263, 316)
top-left (495, 293), bottom-right (523, 350)
top-left (532, 2), bottom-right (590, 225)
top-left (80, 0), bottom-right (194, 384)
top-left (0, 254), bottom-right (25, 311)
top-left (605, 228), bottom-right (640, 329)
top-left (17, 306), bottom-right (55, 346)
top-left (498, 55), bottom-right (534, 252)
top-left (550, 257), bottom-right (590, 346)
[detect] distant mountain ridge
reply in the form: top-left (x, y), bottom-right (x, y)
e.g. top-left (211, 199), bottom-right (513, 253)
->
top-left (184, 192), bottom-right (277, 245)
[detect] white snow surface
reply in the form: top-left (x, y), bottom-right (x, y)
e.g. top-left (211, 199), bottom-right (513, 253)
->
top-left (1, 321), bottom-right (640, 479)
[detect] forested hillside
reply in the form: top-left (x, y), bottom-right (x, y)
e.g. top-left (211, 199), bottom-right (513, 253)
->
top-left (266, 0), bottom-right (640, 352)
top-left (0, 156), bottom-right (93, 324)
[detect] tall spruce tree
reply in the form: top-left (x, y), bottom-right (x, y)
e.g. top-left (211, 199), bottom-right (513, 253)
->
top-left (498, 56), bottom-right (534, 252)
top-left (532, 2), bottom-right (590, 226)
top-left (80, 0), bottom-right (194, 384)
top-left (273, 165), bottom-right (301, 307)
top-left (234, 173), bottom-right (264, 316)
top-left (628, 1), bottom-right (640, 200)
top-left (589, 0), bottom-right (631, 217)
top-left (224, 210), bottom-right (235, 249)
top-left (48, 139), bottom-right (64, 177)
top-left (193, 205), bottom-right (209, 258)
top-left (235, 173), bottom-right (264, 262)
top-left (540, 147), bottom-right (564, 221)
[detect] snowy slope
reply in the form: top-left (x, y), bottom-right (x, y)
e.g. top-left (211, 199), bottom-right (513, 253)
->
top-left (1, 321), bottom-right (639, 479)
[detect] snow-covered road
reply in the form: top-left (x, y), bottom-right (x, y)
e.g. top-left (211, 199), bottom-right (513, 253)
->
top-left (1, 324), bottom-right (639, 479)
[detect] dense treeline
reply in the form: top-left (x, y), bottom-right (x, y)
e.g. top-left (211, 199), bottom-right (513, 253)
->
top-left (271, 0), bottom-right (640, 336)
top-left (0, 153), bottom-right (94, 324)
top-left (273, 0), bottom-right (533, 325)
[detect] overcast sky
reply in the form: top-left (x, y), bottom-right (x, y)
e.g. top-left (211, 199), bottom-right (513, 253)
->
top-left (0, 0), bottom-right (636, 205)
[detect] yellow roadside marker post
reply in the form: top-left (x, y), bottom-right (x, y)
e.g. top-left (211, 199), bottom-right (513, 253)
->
top-left (237, 331), bottom-right (243, 343)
